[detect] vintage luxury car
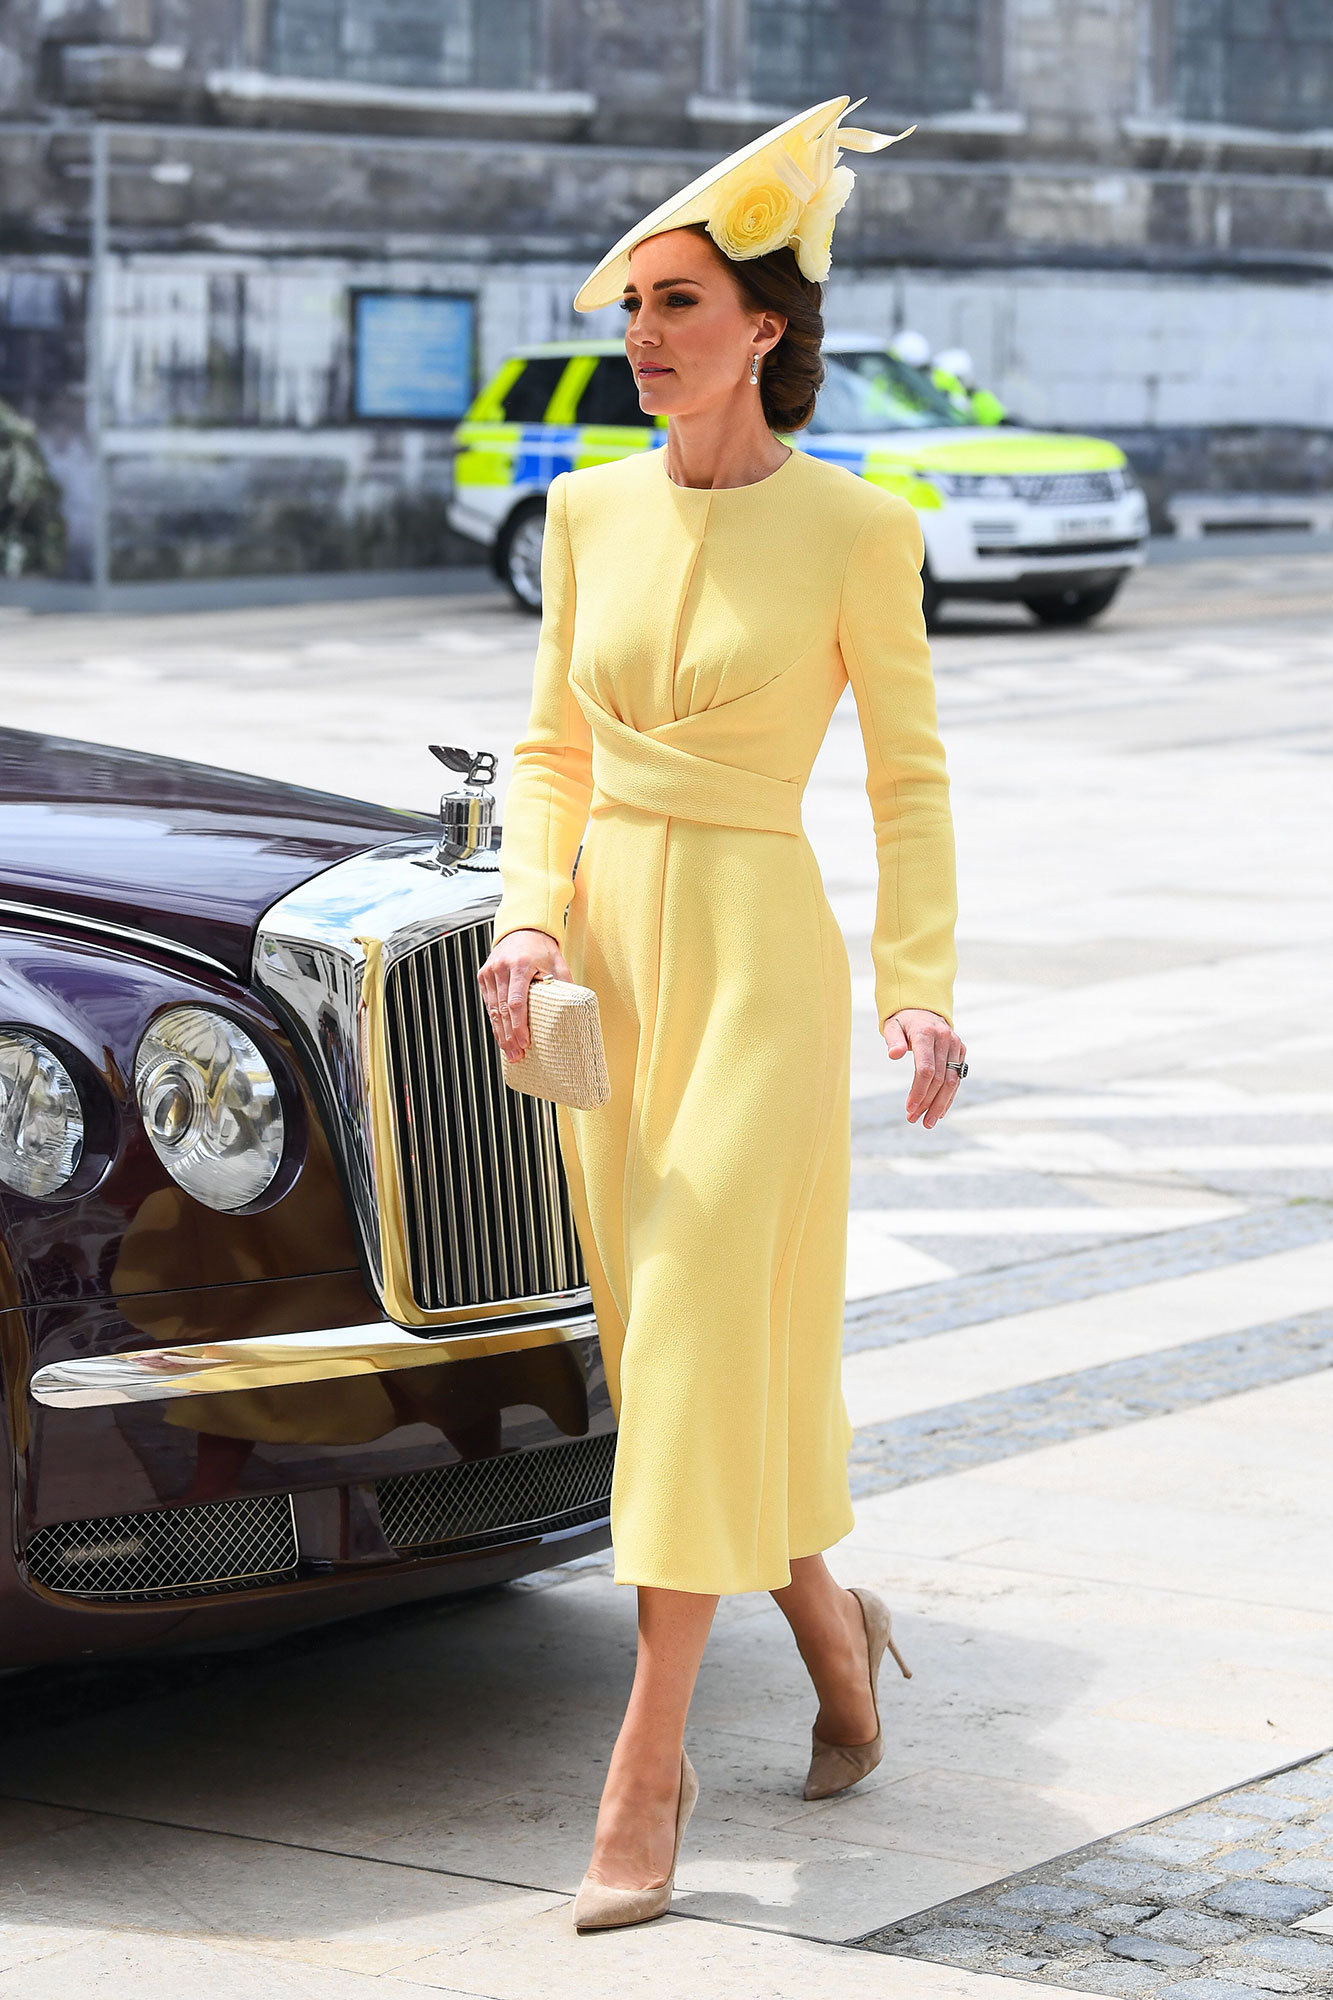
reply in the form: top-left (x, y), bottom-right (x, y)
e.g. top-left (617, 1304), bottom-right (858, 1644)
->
top-left (0, 729), bottom-right (612, 1668)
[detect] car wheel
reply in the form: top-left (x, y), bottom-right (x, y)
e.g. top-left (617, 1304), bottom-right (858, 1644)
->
top-left (499, 502), bottom-right (546, 613)
top-left (920, 565), bottom-right (941, 631)
top-left (1023, 579), bottom-right (1123, 626)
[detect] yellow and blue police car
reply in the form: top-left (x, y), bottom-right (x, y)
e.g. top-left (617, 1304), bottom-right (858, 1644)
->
top-left (448, 333), bottom-right (1149, 626)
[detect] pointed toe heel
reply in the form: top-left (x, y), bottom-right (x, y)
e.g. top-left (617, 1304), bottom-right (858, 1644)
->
top-left (802, 1588), bottom-right (910, 1803)
top-left (573, 1752), bottom-right (699, 1934)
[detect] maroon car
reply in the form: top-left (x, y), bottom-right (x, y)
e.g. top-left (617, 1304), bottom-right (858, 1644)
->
top-left (0, 729), bottom-right (611, 1667)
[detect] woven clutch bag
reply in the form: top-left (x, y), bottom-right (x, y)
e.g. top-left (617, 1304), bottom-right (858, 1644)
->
top-left (500, 975), bottom-right (611, 1111)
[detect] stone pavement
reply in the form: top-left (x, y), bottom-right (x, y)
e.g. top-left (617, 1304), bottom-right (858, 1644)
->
top-left (868, 1750), bottom-right (1333, 1994)
top-left (0, 551), bottom-right (1330, 1997)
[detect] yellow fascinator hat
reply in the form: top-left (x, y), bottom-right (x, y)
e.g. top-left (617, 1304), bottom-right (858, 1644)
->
top-left (573, 96), bottom-right (912, 314)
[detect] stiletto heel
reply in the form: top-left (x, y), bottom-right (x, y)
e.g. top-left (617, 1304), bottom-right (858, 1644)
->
top-left (572, 1750), bottom-right (699, 1933)
top-left (802, 1587), bottom-right (910, 1802)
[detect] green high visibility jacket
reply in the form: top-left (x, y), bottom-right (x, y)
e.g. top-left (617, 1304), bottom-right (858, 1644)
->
top-left (929, 367), bottom-right (1007, 427)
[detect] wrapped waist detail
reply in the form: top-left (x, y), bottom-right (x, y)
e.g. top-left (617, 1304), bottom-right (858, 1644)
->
top-left (579, 692), bottom-right (803, 836)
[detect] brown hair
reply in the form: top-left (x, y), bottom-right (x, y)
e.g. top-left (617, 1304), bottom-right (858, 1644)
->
top-left (684, 224), bottom-right (825, 433)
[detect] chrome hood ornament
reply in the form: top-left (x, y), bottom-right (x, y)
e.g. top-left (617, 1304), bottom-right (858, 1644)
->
top-left (429, 744), bottom-right (498, 870)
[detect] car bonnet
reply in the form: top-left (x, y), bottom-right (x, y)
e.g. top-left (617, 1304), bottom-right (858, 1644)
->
top-left (0, 731), bottom-right (429, 979)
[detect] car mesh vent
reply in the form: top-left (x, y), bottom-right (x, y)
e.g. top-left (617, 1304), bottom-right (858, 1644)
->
top-left (1011, 471), bottom-right (1119, 506)
top-left (377, 1433), bottom-right (615, 1556)
top-left (25, 1495), bottom-right (299, 1601)
top-left (383, 919), bottom-right (585, 1311)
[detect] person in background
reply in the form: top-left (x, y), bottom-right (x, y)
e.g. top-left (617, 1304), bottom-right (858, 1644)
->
top-left (931, 346), bottom-right (1008, 426)
top-left (887, 327), bottom-right (933, 371)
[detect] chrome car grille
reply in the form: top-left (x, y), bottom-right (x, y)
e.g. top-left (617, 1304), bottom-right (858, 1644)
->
top-left (377, 1433), bottom-right (615, 1556)
top-left (1011, 471), bottom-right (1120, 506)
top-left (25, 1495), bottom-right (299, 1601)
top-left (383, 920), bottom-right (585, 1312)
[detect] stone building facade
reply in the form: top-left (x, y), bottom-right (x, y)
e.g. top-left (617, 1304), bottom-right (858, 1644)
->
top-left (1, 0), bottom-right (1330, 582)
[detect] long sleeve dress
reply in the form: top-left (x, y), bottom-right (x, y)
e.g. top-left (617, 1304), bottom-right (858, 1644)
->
top-left (492, 444), bottom-right (957, 1596)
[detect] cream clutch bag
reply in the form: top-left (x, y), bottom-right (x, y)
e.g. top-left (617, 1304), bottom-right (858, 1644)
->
top-left (500, 975), bottom-right (611, 1110)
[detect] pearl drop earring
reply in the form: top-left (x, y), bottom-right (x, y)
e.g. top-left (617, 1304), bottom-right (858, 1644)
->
top-left (750, 354), bottom-right (759, 385)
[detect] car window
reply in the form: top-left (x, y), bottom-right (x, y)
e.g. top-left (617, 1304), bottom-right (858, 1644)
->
top-left (499, 357), bottom-right (568, 422)
top-left (810, 354), bottom-right (967, 434)
top-left (840, 351), bottom-right (965, 423)
top-left (577, 356), bottom-right (654, 427)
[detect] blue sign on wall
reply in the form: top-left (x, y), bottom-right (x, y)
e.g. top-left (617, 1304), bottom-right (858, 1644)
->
top-left (352, 292), bottom-right (475, 420)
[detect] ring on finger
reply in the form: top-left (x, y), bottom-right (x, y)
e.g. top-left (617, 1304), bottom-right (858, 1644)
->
top-left (945, 1059), bottom-right (968, 1077)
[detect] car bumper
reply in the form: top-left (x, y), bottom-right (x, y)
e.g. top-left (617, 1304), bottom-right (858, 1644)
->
top-left (30, 1311), bottom-right (599, 1408)
top-left (922, 496), bottom-right (1149, 588)
top-left (6, 1289), bottom-right (613, 1665)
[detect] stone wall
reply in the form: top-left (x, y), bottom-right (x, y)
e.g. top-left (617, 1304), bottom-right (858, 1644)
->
top-left (1, 0), bottom-right (1330, 581)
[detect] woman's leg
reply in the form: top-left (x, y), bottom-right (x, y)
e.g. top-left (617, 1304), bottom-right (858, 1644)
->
top-left (771, 1554), bottom-right (879, 1745)
top-left (587, 1584), bottom-right (718, 1889)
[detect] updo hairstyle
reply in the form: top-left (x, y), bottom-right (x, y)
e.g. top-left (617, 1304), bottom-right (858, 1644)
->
top-left (683, 224), bottom-right (825, 433)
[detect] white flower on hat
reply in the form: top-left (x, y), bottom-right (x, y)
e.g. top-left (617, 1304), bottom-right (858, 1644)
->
top-left (790, 164), bottom-right (857, 283)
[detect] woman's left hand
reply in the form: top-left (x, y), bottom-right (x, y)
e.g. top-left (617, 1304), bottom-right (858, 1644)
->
top-left (882, 1009), bottom-right (967, 1128)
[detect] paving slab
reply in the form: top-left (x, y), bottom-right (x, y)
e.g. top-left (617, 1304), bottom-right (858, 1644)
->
top-left (0, 1809), bottom-right (566, 1976)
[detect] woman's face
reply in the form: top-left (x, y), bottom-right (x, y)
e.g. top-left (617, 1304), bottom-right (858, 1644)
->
top-left (621, 229), bottom-right (786, 419)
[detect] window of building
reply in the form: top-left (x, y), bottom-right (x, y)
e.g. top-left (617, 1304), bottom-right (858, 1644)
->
top-left (270, 0), bottom-right (542, 91)
top-left (1171, 0), bottom-right (1333, 131)
top-left (746, 0), bottom-right (988, 117)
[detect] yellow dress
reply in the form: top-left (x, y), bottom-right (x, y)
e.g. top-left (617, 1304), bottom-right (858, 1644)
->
top-left (493, 445), bottom-right (956, 1595)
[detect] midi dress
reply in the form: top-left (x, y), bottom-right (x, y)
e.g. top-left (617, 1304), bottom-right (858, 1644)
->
top-left (492, 445), bottom-right (957, 1596)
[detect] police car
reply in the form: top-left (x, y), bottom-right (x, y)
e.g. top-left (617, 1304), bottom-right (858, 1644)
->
top-left (449, 333), bottom-right (1149, 625)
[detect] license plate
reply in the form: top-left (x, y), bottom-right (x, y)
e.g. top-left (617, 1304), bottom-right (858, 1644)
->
top-left (1057, 515), bottom-right (1113, 538)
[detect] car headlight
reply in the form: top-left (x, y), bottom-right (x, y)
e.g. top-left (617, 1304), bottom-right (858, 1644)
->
top-left (135, 1007), bottom-right (284, 1212)
top-left (0, 1031), bottom-right (85, 1198)
top-left (927, 472), bottom-right (1018, 499)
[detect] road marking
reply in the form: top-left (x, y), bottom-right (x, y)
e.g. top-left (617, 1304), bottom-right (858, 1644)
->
top-left (966, 947), bottom-right (1333, 1067)
top-left (855, 1140), bottom-right (1333, 1176)
top-left (845, 1204), bottom-right (1333, 1350)
top-left (849, 1202), bottom-right (1239, 1239)
top-left (850, 1312), bottom-right (1333, 1500)
top-left (845, 1202), bottom-right (1243, 1302)
top-left (953, 1089), bottom-right (1333, 1122)
top-left (841, 1239), bottom-right (1333, 1429)
top-left (845, 1230), bottom-right (954, 1302)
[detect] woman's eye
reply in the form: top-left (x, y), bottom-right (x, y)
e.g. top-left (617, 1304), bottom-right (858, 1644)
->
top-left (666, 293), bottom-right (696, 308)
top-left (619, 298), bottom-right (638, 314)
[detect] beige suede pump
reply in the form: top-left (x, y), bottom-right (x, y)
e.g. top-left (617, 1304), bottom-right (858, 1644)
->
top-left (572, 1751), bottom-right (699, 1934)
top-left (802, 1587), bottom-right (911, 1802)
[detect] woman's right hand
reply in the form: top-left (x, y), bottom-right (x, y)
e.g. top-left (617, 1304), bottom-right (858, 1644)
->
top-left (478, 928), bottom-right (571, 1062)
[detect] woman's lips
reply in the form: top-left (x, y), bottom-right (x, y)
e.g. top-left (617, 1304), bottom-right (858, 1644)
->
top-left (636, 365), bottom-right (673, 378)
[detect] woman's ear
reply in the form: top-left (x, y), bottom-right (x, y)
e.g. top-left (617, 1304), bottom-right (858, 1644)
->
top-left (753, 310), bottom-right (788, 358)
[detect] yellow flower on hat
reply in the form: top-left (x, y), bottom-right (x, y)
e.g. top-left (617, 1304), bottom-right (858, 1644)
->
top-left (790, 164), bottom-right (857, 283)
top-left (709, 165), bottom-right (805, 261)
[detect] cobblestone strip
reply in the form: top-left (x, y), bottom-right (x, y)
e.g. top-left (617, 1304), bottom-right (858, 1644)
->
top-left (842, 1203), bottom-right (1333, 1355)
top-left (849, 1308), bottom-right (1333, 1499)
top-left (858, 1749), bottom-right (1333, 1998)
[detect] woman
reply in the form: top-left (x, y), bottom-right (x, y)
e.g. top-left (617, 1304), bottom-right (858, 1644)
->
top-left (479, 98), bottom-right (965, 1933)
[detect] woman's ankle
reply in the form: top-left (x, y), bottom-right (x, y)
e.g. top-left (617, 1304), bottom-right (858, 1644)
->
top-left (603, 1723), bottom-right (684, 1799)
